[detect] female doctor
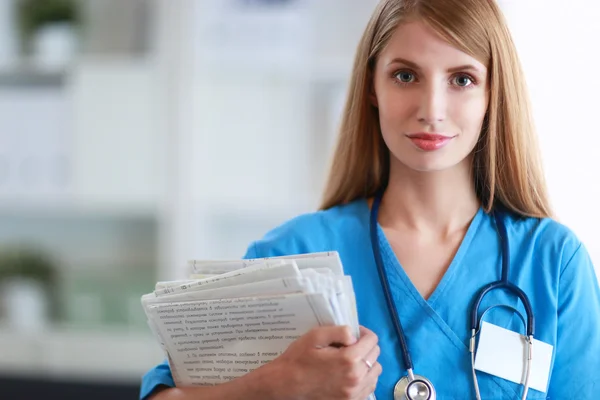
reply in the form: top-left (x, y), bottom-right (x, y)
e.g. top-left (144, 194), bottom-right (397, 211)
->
top-left (140, 0), bottom-right (600, 399)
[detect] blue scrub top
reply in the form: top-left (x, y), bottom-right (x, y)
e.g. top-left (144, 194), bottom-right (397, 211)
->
top-left (139, 199), bottom-right (600, 399)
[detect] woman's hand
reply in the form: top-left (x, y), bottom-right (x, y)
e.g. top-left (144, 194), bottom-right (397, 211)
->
top-left (256, 325), bottom-right (382, 400)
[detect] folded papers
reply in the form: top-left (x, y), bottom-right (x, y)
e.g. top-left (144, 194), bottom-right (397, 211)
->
top-left (141, 252), bottom-right (362, 387)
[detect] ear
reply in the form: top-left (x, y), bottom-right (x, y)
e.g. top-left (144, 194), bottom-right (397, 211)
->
top-left (369, 88), bottom-right (379, 108)
top-left (368, 70), bottom-right (379, 108)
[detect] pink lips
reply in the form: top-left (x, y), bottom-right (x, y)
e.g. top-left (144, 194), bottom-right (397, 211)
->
top-left (406, 133), bottom-right (454, 151)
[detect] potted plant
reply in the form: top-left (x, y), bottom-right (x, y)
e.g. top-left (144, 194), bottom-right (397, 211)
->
top-left (16, 0), bottom-right (80, 70)
top-left (0, 245), bottom-right (59, 331)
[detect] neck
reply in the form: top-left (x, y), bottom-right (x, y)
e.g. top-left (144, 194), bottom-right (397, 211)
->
top-left (379, 157), bottom-right (480, 237)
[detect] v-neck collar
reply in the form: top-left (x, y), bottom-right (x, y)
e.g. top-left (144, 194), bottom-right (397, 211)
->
top-left (380, 207), bottom-right (485, 307)
top-left (367, 202), bottom-right (485, 357)
top-left (375, 207), bottom-right (485, 344)
top-left (357, 198), bottom-right (525, 398)
top-left (361, 197), bottom-right (485, 307)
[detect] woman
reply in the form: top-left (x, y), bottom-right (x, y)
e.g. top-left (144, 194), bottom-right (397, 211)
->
top-left (140, 0), bottom-right (600, 399)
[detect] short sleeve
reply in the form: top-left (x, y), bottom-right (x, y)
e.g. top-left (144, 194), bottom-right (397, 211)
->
top-left (242, 241), bottom-right (260, 259)
top-left (547, 243), bottom-right (600, 398)
top-left (138, 242), bottom-right (262, 400)
top-left (139, 359), bottom-right (175, 400)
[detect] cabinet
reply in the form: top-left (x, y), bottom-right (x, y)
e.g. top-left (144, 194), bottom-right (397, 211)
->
top-left (0, 59), bottom-right (161, 216)
top-left (0, 0), bottom-right (163, 336)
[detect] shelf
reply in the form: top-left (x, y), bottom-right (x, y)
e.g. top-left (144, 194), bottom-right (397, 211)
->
top-left (0, 68), bottom-right (67, 88)
top-left (0, 199), bottom-right (159, 220)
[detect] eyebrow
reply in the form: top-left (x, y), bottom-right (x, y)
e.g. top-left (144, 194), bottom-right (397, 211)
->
top-left (387, 57), bottom-right (483, 74)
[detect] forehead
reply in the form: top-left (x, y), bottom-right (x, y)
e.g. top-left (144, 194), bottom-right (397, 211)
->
top-left (378, 20), bottom-right (487, 73)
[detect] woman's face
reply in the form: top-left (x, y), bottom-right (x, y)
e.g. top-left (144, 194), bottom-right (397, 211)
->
top-left (371, 20), bottom-right (489, 173)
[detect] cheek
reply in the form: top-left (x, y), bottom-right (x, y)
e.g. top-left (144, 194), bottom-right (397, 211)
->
top-left (373, 76), bottom-right (411, 122)
top-left (377, 92), bottom-right (412, 126)
top-left (452, 94), bottom-right (488, 135)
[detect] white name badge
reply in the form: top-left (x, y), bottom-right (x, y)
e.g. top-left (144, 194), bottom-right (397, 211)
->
top-left (474, 321), bottom-right (554, 393)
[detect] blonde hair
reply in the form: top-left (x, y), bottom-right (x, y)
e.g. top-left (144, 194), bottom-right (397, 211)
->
top-left (319, 0), bottom-right (552, 218)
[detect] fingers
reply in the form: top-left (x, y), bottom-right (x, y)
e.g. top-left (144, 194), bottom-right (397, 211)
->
top-left (304, 325), bottom-right (358, 348)
top-left (343, 326), bottom-right (379, 362)
top-left (358, 325), bottom-right (371, 338)
top-left (354, 361), bottom-right (382, 400)
top-left (321, 325), bottom-right (380, 380)
top-left (273, 325), bottom-right (382, 400)
top-left (289, 325), bottom-right (382, 400)
top-left (299, 325), bottom-right (380, 375)
top-left (360, 342), bottom-right (381, 376)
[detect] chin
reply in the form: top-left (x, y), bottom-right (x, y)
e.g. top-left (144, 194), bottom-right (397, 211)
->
top-left (406, 162), bottom-right (454, 173)
top-left (394, 152), bottom-right (465, 173)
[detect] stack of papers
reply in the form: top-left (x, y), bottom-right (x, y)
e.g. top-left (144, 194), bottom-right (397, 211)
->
top-left (141, 251), bottom-right (361, 387)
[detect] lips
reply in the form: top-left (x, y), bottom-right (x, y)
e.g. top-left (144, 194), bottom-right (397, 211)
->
top-left (406, 132), bottom-right (455, 151)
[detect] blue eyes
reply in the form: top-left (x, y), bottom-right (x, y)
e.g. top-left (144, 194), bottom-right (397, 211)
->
top-left (397, 71), bottom-right (416, 83)
top-left (453, 75), bottom-right (474, 87)
top-left (393, 71), bottom-right (476, 88)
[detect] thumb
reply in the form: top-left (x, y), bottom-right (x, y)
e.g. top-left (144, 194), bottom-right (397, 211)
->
top-left (305, 325), bottom-right (357, 348)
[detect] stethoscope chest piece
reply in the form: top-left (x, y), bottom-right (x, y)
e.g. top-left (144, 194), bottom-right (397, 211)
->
top-left (394, 375), bottom-right (436, 400)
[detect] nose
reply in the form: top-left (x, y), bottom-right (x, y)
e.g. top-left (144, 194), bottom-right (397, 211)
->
top-left (417, 83), bottom-right (446, 125)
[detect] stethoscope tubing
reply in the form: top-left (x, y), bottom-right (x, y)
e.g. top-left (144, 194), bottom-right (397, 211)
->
top-left (369, 190), bottom-right (536, 373)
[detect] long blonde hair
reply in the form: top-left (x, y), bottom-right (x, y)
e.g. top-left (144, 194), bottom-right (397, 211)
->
top-left (319, 0), bottom-right (552, 218)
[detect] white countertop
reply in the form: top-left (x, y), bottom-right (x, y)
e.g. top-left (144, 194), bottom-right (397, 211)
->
top-left (0, 325), bottom-right (165, 384)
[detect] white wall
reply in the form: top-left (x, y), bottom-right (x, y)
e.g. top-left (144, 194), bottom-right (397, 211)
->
top-left (501, 0), bottom-right (600, 270)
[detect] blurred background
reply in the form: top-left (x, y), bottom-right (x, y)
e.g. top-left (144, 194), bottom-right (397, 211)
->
top-left (0, 0), bottom-right (597, 399)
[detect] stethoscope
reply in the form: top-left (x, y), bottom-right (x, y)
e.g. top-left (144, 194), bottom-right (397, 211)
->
top-left (369, 191), bottom-right (536, 400)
